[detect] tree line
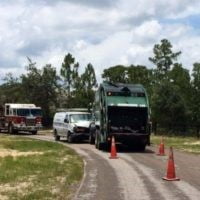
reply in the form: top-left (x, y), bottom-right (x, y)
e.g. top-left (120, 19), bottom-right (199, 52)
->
top-left (0, 39), bottom-right (200, 136)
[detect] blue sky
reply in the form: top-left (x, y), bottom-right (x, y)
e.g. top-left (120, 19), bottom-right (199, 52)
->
top-left (0, 0), bottom-right (200, 82)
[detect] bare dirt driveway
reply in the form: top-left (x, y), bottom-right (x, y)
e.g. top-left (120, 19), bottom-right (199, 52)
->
top-left (27, 132), bottom-right (200, 200)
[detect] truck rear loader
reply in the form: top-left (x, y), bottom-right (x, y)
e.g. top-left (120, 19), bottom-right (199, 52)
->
top-left (89, 82), bottom-right (151, 151)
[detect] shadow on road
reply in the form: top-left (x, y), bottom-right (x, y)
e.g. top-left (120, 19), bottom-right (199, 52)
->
top-left (59, 139), bottom-right (89, 144)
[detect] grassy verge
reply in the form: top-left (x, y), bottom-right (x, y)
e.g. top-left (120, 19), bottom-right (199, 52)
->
top-left (151, 135), bottom-right (200, 154)
top-left (0, 135), bottom-right (83, 200)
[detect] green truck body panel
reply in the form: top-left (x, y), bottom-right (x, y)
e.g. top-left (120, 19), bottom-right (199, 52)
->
top-left (92, 82), bottom-right (151, 150)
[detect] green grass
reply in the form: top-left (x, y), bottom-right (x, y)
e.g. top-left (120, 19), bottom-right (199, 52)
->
top-left (151, 135), bottom-right (200, 154)
top-left (0, 135), bottom-right (83, 200)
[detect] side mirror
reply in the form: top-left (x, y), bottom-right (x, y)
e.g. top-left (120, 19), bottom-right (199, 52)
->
top-left (64, 118), bottom-right (69, 123)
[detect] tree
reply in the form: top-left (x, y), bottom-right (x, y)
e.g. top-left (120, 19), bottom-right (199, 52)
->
top-left (40, 64), bottom-right (61, 121)
top-left (102, 65), bottom-right (128, 83)
top-left (169, 63), bottom-right (191, 103)
top-left (149, 39), bottom-right (181, 81)
top-left (81, 63), bottom-right (97, 90)
top-left (151, 81), bottom-right (188, 134)
top-left (149, 39), bottom-right (187, 134)
top-left (21, 59), bottom-right (61, 125)
top-left (191, 63), bottom-right (200, 137)
top-left (60, 53), bottom-right (79, 94)
top-left (21, 59), bottom-right (42, 104)
top-left (0, 73), bottom-right (23, 104)
top-left (71, 63), bottom-right (97, 108)
top-left (127, 65), bottom-right (154, 96)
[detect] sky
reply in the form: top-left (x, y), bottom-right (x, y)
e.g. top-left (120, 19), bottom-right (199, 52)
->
top-left (1, 0), bottom-right (200, 82)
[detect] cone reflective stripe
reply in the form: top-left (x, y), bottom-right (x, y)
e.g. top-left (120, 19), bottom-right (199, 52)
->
top-left (109, 136), bottom-right (118, 159)
top-left (157, 137), bottom-right (165, 156)
top-left (162, 147), bottom-right (180, 181)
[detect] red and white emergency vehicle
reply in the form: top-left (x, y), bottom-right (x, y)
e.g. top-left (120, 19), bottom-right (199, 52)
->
top-left (0, 103), bottom-right (42, 134)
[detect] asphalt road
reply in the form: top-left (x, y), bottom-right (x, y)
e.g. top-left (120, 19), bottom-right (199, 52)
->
top-left (27, 132), bottom-right (200, 200)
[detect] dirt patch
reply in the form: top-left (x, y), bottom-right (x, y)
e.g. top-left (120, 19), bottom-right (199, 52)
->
top-left (0, 194), bottom-right (8, 200)
top-left (59, 156), bottom-right (72, 164)
top-left (0, 179), bottom-right (34, 199)
top-left (0, 182), bottom-right (32, 192)
top-left (0, 149), bottom-right (44, 158)
top-left (56, 176), bottom-right (66, 184)
top-left (183, 149), bottom-right (200, 153)
top-left (38, 130), bottom-right (53, 135)
top-left (184, 141), bottom-right (200, 145)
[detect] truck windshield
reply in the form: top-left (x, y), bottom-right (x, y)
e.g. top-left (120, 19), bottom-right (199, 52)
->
top-left (70, 114), bottom-right (91, 123)
top-left (17, 109), bottom-right (42, 116)
top-left (30, 109), bottom-right (42, 116)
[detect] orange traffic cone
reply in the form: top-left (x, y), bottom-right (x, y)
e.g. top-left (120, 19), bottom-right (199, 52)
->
top-left (162, 147), bottom-right (180, 181)
top-left (109, 136), bottom-right (118, 159)
top-left (157, 137), bottom-right (165, 156)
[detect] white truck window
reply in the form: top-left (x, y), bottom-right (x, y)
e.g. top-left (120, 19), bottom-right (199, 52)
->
top-left (70, 114), bottom-right (91, 123)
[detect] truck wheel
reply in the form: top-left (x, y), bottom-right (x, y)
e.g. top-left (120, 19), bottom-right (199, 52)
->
top-left (68, 133), bottom-right (74, 143)
top-left (95, 130), bottom-right (99, 149)
top-left (8, 125), bottom-right (14, 134)
top-left (95, 130), bottom-right (104, 150)
top-left (54, 130), bottom-right (60, 141)
top-left (89, 134), bottom-right (95, 145)
top-left (31, 131), bottom-right (37, 135)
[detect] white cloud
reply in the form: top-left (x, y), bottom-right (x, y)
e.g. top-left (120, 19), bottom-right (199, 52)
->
top-left (74, 31), bottom-right (132, 80)
top-left (74, 40), bottom-right (88, 51)
top-left (133, 20), bottom-right (162, 38)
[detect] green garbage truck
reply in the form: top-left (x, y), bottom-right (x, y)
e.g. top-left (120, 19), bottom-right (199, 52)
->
top-left (89, 82), bottom-right (151, 151)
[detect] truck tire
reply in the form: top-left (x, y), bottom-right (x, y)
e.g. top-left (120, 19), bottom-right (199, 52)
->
top-left (95, 130), bottom-right (99, 149)
top-left (54, 130), bottom-right (60, 141)
top-left (89, 134), bottom-right (95, 145)
top-left (8, 124), bottom-right (14, 134)
top-left (95, 130), bottom-right (104, 150)
top-left (31, 131), bottom-right (37, 135)
top-left (68, 133), bottom-right (74, 143)
top-left (89, 124), bottom-right (96, 145)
